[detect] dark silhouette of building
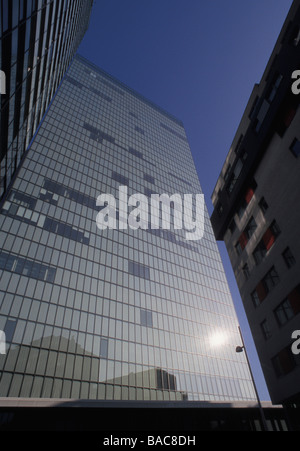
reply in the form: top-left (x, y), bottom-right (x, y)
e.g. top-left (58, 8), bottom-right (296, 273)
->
top-left (211, 0), bottom-right (300, 429)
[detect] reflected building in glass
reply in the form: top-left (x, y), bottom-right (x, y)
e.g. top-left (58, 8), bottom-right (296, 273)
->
top-left (0, 55), bottom-right (257, 402)
top-left (0, 0), bottom-right (93, 201)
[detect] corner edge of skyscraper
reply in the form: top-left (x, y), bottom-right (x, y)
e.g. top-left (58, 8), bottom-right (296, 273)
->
top-left (0, 0), bottom-right (94, 203)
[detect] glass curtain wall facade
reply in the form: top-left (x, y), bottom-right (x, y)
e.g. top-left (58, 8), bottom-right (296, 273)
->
top-left (0, 55), bottom-right (257, 402)
top-left (0, 0), bottom-right (93, 201)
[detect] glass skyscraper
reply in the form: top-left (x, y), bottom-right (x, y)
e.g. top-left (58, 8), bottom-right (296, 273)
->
top-left (0, 54), bottom-right (257, 402)
top-left (0, 0), bottom-right (93, 201)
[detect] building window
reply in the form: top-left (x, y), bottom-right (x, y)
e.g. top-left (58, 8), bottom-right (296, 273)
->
top-left (160, 123), bottom-right (187, 142)
top-left (236, 217), bottom-right (257, 253)
top-left (135, 126), bottom-right (145, 135)
top-left (272, 346), bottom-right (299, 378)
top-left (251, 290), bottom-right (261, 308)
top-left (254, 99), bottom-right (270, 132)
top-left (9, 190), bottom-right (37, 209)
top-left (234, 134), bottom-right (244, 154)
top-left (252, 74), bottom-right (283, 133)
top-left (140, 309), bottom-right (153, 328)
top-left (253, 241), bottom-right (268, 265)
top-left (168, 172), bottom-right (192, 188)
top-left (156, 369), bottom-right (176, 391)
top-left (274, 285), bottom-right (300, 327)
top-left (263, 266), bottom-right (280, 293)
top-left (100, 339), bottom-right (108, 358)
top-left (0, 251), bottom-right (56, 283)
top-left (144, 173), bottom-right (155, 184)
top-left (128, 147), bottom-right (144, 159)
top-left (290, 25), bottom-right (300, 46)
top-left (244, 217), bottom-right (257, 240)
top-left (112, 171), bottom-right (129, 186)
top-left (223, 164), bottom-right (231, 182)
top-left (242, 263), bottom-right (250, 280)
top-left (266, 73), bottom-right (283, 103)
top-left (4, 320), bottom-right (17, 344)
top-left (259, 197), bottom-right (269, 215)
top-left (274, 299), bottom-right (295, 326)
top-left (235, 241), bottom-right (243, 256)
top-left (253, 221), bottom-right (281, 265)
top-left (289, 138), bottom-right (300, 158)
top-left (129, 111), bottom-right (139, 119)
top-left (282, 247), bottom-right (296, 268)
top-left (260, 320), bottom-right (272, 340)
top-left (228, 218), bottom-right (236, 234)
top-left (264, 220), bottom-right (281, 249)
top-left (129, 260), bottom-right (151, 280)
top-left (237, 198), bottom-right (248, 219)
top-left (226, 158), bottom-right (243, 195)
top-left (252, 266), bottom-right (280, 306)
top-left (237, 232), bottom-right (248, 252)
top-left (236, 179), bottom-right (257, 219)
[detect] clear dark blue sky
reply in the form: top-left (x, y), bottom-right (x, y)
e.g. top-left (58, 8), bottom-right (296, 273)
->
top-left (78, 0), bottom-right (294, 402)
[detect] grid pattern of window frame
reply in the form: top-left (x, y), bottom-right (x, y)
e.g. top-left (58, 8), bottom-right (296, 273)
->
top-left (0, 55), bottom-right (257, 402)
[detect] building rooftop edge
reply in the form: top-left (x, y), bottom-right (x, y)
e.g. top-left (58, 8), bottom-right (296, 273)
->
top-left (74, 54), bottom-right (185, 129)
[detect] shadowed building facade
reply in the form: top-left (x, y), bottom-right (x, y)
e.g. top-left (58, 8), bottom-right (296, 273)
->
top-left (211, 0), bottom-right (300, 424)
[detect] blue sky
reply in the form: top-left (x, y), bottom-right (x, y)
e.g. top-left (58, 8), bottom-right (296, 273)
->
top-left (78, 0), bottom-right (294, 401)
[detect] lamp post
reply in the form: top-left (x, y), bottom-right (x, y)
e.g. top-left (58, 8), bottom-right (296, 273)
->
top-left (236, 326), bottom-right (269, 431)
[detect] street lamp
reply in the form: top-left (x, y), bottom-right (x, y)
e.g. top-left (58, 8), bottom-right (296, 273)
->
top-left (236, 326), bottom-right (269, 431)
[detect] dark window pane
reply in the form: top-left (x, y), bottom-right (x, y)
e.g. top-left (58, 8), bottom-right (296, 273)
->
top-left (112, 171), bottom-right (129, 186)
top-left (290, 139), bottom-right (300, 158)
top-left (65, 76), bottom-right (83, 89)
top-left (160, 123), bottom-right (187, 142)
top-left (282, 247), bottom-right (296, 268)
top-left (261, 320), bottom-right (272, 340)
top-left (135, 126), bottom-right (144, 135)
top-left (129, 261), bottom-right (150, 280)
top-left (140, 309), bottom-right (153, 327)
top-left (167, 172), bottom-right (192, 187)
top-left (144, 173), bottom-right (155, 184)
top-left (46, 268), bottom-right (56, 283)
top-left (128, 147), bottom-right (143, 159)
top-left (251, 290), bottom-right (261, 308)
top-left (259, 197), bottom-right (269, 214)
top-left (100, 339), bottom-right (108, 358)
top-left (10, 190), bottom-right (37, 209)
top-left (274, 299), bottom-right (294, 326)
top-left (263, 267), bottom-right (280, 291)
top-left (4, 320), bottom-right (17, 343)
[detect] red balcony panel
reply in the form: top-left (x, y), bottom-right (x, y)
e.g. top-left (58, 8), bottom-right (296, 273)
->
top-left (245, 187), bottom-right (254, 204)
top-left (239, 232), bottom-right (248, 250)
top-left (262, 228), bottom-right (275, 251)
